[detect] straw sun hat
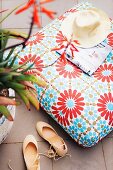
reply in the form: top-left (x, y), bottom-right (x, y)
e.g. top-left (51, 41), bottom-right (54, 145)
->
top-left (60, 7), bottom-right (111, 48)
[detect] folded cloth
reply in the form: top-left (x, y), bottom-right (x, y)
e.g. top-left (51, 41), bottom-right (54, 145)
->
top-left (56, 41), bottom-right (112, 75)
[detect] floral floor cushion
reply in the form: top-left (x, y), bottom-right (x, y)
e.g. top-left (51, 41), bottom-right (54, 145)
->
top-left (16, 2), bottom-right (113, 147)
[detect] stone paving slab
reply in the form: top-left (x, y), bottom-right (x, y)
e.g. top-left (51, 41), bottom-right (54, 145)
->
top-left (41, 0), bottom-right (77, 27)
top-left (1, 0), bottom-right (113, 170)
top-left (53, 140), bottom-right (106, 170)
top-left (0, 142), bottom-right (52, 170)
top-left (3, 100), bottom-right (50, 143)
top-left (2, 0), bottom-right (34, 29)
top-left (102, 138), bottom-right (113, 170)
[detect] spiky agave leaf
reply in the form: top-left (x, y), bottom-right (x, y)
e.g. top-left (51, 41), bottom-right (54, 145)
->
top-left (5, 82), bottom-right (26, 90)
top-left (0, 105), bottom-right (13, 121)
top-left (0, 96), bottom-right (19, 105)
top-left (0, 57), bottom-right (12, 67)
top-left (0, 32), bottom-right (9, 62)
top-left (16, 86), bottom-right (39, 111)
top-left (0, 21), bottom-right (47, 120)
top-left (4, 47), bottom-right (16, 66)
top-left (16, 89), bottom-right (30, 110)
top-left (14, 74), bottom-right (47, 87)
top-left (20, 81), bottom-right (36, 90)
top-left (25, 88), bottom-right (39, 110)
top-left (0, 29), bottom-right (27, 39)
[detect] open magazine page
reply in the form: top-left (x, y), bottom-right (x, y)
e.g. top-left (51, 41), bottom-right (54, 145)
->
top-left (57, 42), bottom-right (112, 75)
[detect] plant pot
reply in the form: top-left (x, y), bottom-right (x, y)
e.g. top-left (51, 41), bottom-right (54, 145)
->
top-left (0, 88), bottom-right (15, 144)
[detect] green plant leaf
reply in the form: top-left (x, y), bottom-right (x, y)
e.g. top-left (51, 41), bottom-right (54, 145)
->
top-left (16, 89), bottom-right (30, 110)
top-left (12, 54), bottom-right (35, 72)
top-left (4, 47), bottom-right (16, 67)
top-left (0, 31), bottom-right (9, 62)
top-left (0, 68), bottom-right (5, 73)
top-left (0, 82), bottom-right (4, 89)
top-left (5, 81), bottom-right (26, 90)
top-left (0, 74), bottom-right (13, 82)
top-left (0, 105), bottom-right (13, 121)
top-left (0, 57), bottom-right (11, 67)
top-left (21, 63), bottom-right (34, 73)
top-left (0, 29), bottom-right (27, 39)
top-left (8, 54), bottom-right (17, 68)
top-left (14, 74), bottom-right (47, 87)
top-left (1, 32), bottom-right (9, 49)
top-left (25, 89), bottom-right (39, 110)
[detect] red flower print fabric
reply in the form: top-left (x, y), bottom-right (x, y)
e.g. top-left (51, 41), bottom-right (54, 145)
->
top-left (26, 32), bottom-right (44, 46)
top-left (19, 54), bottom-right (44, 73)
top-left (58, 8), bottom-right (77, 20)
top-left (52, 89), bottom-right (85, 126)
top-left (56, 31), bottom-right (68, 46)
top-left (55, 31), bottom-right (79, 50)
top-left (58, 15), bottom-right (66, 21)
top-left (94, 64), bottom-right (113, 82)
top-left (97, 93), bottom-right (113, 126)
top-left (56, 58), bottom-right (81, 79)
top-left (107, 33), bottom-right (113, 47)
top-left (66, 8), bottom-right (77, 13)
top-left (53, 31), bottom-right (79, 60)
top-left (14, 2), bottom-right (113, 147)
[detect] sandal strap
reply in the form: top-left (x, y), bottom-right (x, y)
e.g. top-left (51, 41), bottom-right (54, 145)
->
top-left (48, 136), bottom-right (66, 150)
top-left (47, 146), bottom-right (56, 158)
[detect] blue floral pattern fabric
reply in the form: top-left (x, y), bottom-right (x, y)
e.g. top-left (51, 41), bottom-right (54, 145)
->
top-left (15, 2), bottom-right (113, 147)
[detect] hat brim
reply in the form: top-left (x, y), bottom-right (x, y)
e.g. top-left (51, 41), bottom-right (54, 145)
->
top-left (60, 8), bottom-right (111, 48)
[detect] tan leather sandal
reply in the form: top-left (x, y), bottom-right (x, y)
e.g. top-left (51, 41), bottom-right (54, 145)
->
top-left (36, 121), bottom-right (67, 157)
top-left (23, 135), bottom-right (40, 170)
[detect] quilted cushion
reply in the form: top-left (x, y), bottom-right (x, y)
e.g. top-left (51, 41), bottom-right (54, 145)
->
top-left (16, 2), bottom-right (113, 147)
